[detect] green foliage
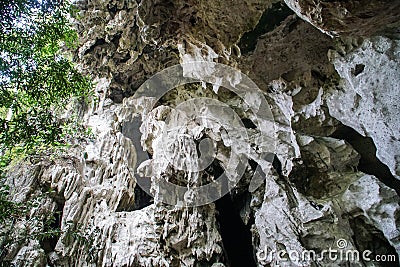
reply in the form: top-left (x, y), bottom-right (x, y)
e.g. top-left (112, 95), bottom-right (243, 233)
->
top-left (0, 1), bottom-right (94, 262)
top-left (0, 184), bottom-right (22, 224)
top-left (0, 0), bottom-right (93, 153)
top-left (63, 221), bottom-right (101, 263)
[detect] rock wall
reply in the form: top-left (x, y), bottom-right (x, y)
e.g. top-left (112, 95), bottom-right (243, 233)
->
top-left (2, 0), bottom-right (400, 266)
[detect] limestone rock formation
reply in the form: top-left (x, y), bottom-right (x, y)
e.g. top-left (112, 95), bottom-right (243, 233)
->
top-left (327, 36), bottom-right (400, 181)
top-left (284, 0), bottom-right (400, 37)
top-left (2, 0), bottom-right (400, 267)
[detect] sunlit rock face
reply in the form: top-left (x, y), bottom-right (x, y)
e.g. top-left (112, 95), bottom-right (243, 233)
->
top-left (3, 0), bottom-right (400, 266)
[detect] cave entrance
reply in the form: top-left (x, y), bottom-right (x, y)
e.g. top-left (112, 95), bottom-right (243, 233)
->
top-left (215, 193), bottom-right (257, 267)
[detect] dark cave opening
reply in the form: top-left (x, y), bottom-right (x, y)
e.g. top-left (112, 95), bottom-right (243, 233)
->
top-left (209, 159), bottom-right (256, 267)
top-left (83, 38), bottom-right (106, 55)
top-left (115, 184), bottom-right (153, 212)
top-left (330, 124), bottom-right (400, 196)
top-left (238, 2), bottom-right (294, 54)
top-left (121, 117), bottom-right (154, 210)
top-left (40, 199), bottom-right (64, 266)
top-left (352, 64), bottom-right (365, 76)
top-left (215, 193), bottom-right (257, 267)
top-left (241, 118), bottom-right (257, 129)
top-left (133, 185), bottom-right (153, 210)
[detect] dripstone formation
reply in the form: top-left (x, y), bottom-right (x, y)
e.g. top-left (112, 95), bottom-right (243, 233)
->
top-left (2, 0), bottom-right (400, 266)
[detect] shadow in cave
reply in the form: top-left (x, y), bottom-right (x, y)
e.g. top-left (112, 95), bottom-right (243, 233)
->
top-left (212, 162), bottom-right (256, 267)
top-left (215, 193), bottom-right (257, 267)
top-left (349, 215), bottom-right (399, 266)
top-left (238, 2), bottom-right (294, 54)
top-left (39, 194), bottom-right (65, 266)
top-left (330, 124), bottom-right (400, 196)
top-left (121, 117), bottom-right (154, 210)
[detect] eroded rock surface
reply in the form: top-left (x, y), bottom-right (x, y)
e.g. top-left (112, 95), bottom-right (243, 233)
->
top-left (327, 36), bottom-right (400, 181)
top-left (2, 0), bottom-right (400, 266)
top-left (284, 0), bottom-right (400, 37)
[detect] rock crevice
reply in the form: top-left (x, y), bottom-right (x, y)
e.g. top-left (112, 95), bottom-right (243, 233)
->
top-left (2, 0), bottom-right (400, 266)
